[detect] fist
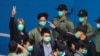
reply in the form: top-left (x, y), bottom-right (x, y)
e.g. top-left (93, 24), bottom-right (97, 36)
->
top-left (11, 6), bottom-right (16, 17)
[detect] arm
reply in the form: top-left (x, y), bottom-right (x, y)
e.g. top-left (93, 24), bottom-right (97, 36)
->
top-left (86, 23), bottom-right (94, 39)
top-left (9, 17), bottom-right (15, 32)
top-left (52, 18), bottom-right (60, 39)
top-left (9, 6), bottom-right (16, 33)
top-left (49, 22), bottom-right (72, 40)
top-left (29, 31), bottom-right (34, 40)
top-left (17, 44), bottom-right (27, 52)
top-left (9, 6), bottom-right (17, 40)
top-left (28, 30), bottom-right (35, 44)
top-left (54, 28), bottom-right (71, 38)
top-left (17, 44), bottom-right (29, 56)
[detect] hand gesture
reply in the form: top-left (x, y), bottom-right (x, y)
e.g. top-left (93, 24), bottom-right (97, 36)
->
top-left (11, 6), bottom-right (16, 17)
top-left (48, 21), bottom-right (56, 29)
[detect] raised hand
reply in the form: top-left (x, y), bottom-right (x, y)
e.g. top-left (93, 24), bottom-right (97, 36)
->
top-left (11, 6), bottom-right (16, 17)
top-left (48, 21), bottom-right (56, 29)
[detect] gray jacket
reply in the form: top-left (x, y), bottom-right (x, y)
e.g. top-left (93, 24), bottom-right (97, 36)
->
top-left (74, 50), bottom-right (84, 56)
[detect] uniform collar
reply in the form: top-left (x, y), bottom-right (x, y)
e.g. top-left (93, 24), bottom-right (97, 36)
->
top-left (58, 16), bottom-right (67, 22)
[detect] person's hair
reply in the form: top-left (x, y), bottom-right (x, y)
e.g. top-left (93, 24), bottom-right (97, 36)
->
top-left (15, 18), bottom-right (26, 32)
top-left (8, 40), bottom-right (18, 52)
top-left (67, 41), bottom-right (77, 47)
top-left (41, 28), bottom-right (51, 36)
top-left (76, 41), bottom-right (87, 50)
top-left (76, 25), bottom-right (87, 35)
top-left (23, 39), bottom-right (34, 45)
top-left (67, 41), bottom-right (78, 51)
top-left (16, 18), bottom-right (25, 25)
top-left (37, 12), bottom-right (48, 20)
top-left (57, 35), bottom-right (65, 42)
top-left (55, 41), bottom-right (66, 51)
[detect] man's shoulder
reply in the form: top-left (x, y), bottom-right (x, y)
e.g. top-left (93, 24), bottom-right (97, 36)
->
top-left (8, 53), bottom-right (17, 56)
top-left (29, 27), bottom-right (38, 33)
top-left (34, 41), bottom-right (43, 51)
top-left (66, 17), bottom-right (71, 21)
top-left (53, 16), bottom-right (59, 21)
top-left (86, 22), bottom-right (92, 27)
top-left (74, 53), bottom-right (80, 56)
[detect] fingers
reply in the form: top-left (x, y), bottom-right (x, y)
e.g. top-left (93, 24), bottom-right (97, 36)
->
top-left (12, 6), bottom-right (16, 12)
top-left (11, 6), bottom-right (16, 17)
top-left (13, 6), bottom-right (16, 10)
top-left (48, 21), bottom-right (53, 25)
top-left (47, 21), bottom-right (51, 24)
top-left (12, 6), bottom-right (16, 11)
top-left (48, 22), bottom-right (56, 29)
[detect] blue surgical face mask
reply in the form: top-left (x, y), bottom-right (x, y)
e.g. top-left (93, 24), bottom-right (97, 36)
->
top-left (39, 21), bottom-right (46, 27)
top-left (79, 17), bottom-right (84, 22)
top-left (43, 37), bottom-right (51, 44)
top-left (58, 11), bottom-right (64, 17)
top-left (17, 24), bottom-right (24, 31)
top-left (74, 33), bottom-right (79, 39)
top-left (97, 23), bottom-right (100, 28)
top-left (27, 46), bottom-right (33, 52)
top-left (82, 49), bottom-right (88, 55)
top-left (58, 51), bottom-right (65, 56)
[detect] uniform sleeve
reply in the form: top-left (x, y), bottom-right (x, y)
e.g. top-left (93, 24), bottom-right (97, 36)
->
top-left (86, 23), bottom-right (94, 39)
top-left (52, 18), bottom-right (59, 39)
top-left (54, 27), bottom-right (73, 40)
top-left (28, 30), bottom-right (35, 44)
top-left (50, 30), bottom-right (55, 40)
top-left (29, 30), bottom-right (34, 40)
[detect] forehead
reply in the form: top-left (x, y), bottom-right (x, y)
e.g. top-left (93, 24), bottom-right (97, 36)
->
top-left (17, 19), bottom-right (24, 24)
top-left (18, 21), bottom-right (23, 24)
top-left (77, 31), bottom-right (83, 33)
top-left (43, 33), bottom-right (50, 36)
top-left (39, 17), bottom-right (47, 20)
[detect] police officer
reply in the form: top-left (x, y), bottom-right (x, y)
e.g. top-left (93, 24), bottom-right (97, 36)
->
top-left (93, 17), bottom-right (100, 56)
top-left (53, 4), bottom-right (74, 39)
top-left (75, 9), bottom-right (94, 39)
